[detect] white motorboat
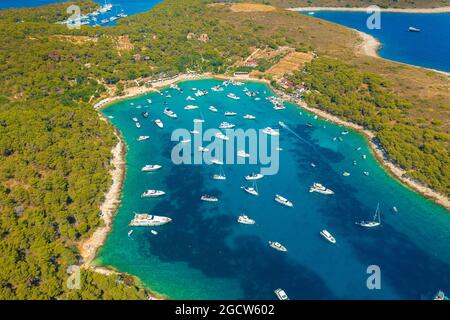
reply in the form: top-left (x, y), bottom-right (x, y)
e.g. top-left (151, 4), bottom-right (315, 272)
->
top-left (357, 203), bottom-right (382, 228)
top-left (243, 114), bottom-right (256, 120)
top-left (211, 85), bottom-right (223, 92)
top-left (274, 288), bottom-right (289, 300)
top-left (273, 104), bottom-right (285, 110)
top-left (141, 190), bottom-right (165, 198)
top-left (269, 241), bottom-right (287, 252)
top-left (237, 215), bottom-right (255, 225)
top-left (211, 159), bottom-right (224, 165)
top-left (237, 150), bottom-right (250, 158)
top-left (186, 96), bottom-right (196, 101)
top-left (132, 117), bottom-right (139, 122)
top-left (201, 195), bottom-right (219, 202)
top-left (208, 106), bottom-right (218, 112)
top-left (219, 122), bottom-right (235, 129)
top-left (181, 139), bottom-right (191, 144)
top-left (309, 183), bottom-right (334, 195)
top-left (215, 132), bottom-right (229, 141)
top-left (274, 194), bottom-right (293, 207)
top-left (343, 172), bottom-right (350, 177)
top-left (184, 105), bottom-right (199, 110)
top-left (141, 165), bottom-right (162, 172)
top-left (137, 136), bottom-right (150, 141)
top-left (193, 118), bottom-right (205, 123)
top-left (224, 111), bottom-right (237, 116)
top-left (262, 127), bottom-right (279, 136)
top-left (227, 93), bottom-right (240, 100)
top-left (129, 213), bottom-right (172, 227)
top-left (190, 130), bottom-right (200, 134)
top-left (135, 122), bottom-right (141, 128)
top-left (154, 119), bottom-right (164, 128)
top-left (164, 107), bottom-right (177, 118)
top-left (150, 230), bottom-right (158, 235)
top-left (245, 173), bottom-right (264, 181)
top-left (320, 230), bottom-right (336, 244)
top-left (198, 146), bottom-right (210, 153)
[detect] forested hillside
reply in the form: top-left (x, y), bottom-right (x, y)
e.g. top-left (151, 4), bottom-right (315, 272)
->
top-left (0, 0), bottom-right (448, 299)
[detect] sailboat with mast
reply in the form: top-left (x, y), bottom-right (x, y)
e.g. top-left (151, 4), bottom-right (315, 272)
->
top-left (241, 180), bottom-right (259, 196)
top-left (213, 166), bottom-right (226, 180)
top-left (356, 203), bottom-right (382, 228)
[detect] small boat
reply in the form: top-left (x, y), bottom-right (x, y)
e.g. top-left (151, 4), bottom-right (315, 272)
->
top-left (184, 105), bottom-right (199, 110)
top-left (392, 206), bottom-right (398, 213)
top-left (341, 131), bottom-right (349, 135)
top-left (181, 139), bottom-right (191, 144)
top-left (243, 114), bottom-right (256, 120)
top-left (129, 213), bottom-right (172, 226)
top-left (208, 106), bottom-right (218, 112)
top-left (211, 85), bottom-right (223, 92)
top-left (309, 183), bottom-right (334, 195)
top-left (141, 190), bottom-right (165, 198)
top-left (237, 150), bottom-right (250, 158)
top-left (227, 93), bottom-right (240, 100)
top-left (141, 165), bottom-right (162, 172)
top-left (276, 147), bottom-right (283, 151)
top-left (238, 214), bottom-right (255, 225)
top-left (213, 167), bottom-right (226, 180)
top-left (357, 203), bottom-right (381, 228)
top-left (147, 99), bottom-right (152, 104)
top-left (310, 163), bottom-right (316, 168)
top-left (137, 136), bottom-right (150, 141)
top-left (154, 119), bottom-right (164, 128)
top-left (127, 230), bottom-right (134, 237)
top-left (186, 96), bottom-right (196, 101)
top-left (135, 122), bottom-right (141, 128)
top-left (362, 154), bottom-right (367, 160)
top-left (215, 132), bottom-right (229, 141)
top-left (273, 104), bottom-right (285, 111)
top-left (242, 181), bottom-right (259, 196)
top-left (262, 127), bottom-right (280, 136)
top-left (150, 230), bottom-right (158, 235)
top-left (198, 146), bottom-right (209, 153)
top-left (219, 122), bottom-right (235, 129)
top-left (142, 112), bottom-right (149, 118)
top-left (190, 130), bottom-right (200, 134)
top-left (306, 123), bottom-right (313, 128)
top-left (195, 90), bottom-right (208, 97)
top-left (245, 173), bottom-right (264, 181)
top-left (274, 288), bottom-right (289, 300)
top-left (193, 118), bottom-right (205, 123)
top-left (201, 195), bottom-right (219, 202)
top-left (343, 172), bottom-right (351, 177)
top-left (224, 111), bottom-right (237, 116)
top-left (211, 159), bottom-right (224, 165)
top-left (408, 26), bottom-right (421, 32)
top-left (363, 171), bottom-right (370, 176)
top-left (275, 194), bottom-right (293, 207)
top-left (320, 230), bottom-right (336, 244)
top-left (164, 108), bottom-right (177, 118)
top-left (132, 117), bottom-right (139, 122)
top-left (269, 241), bottom-right (287, 252)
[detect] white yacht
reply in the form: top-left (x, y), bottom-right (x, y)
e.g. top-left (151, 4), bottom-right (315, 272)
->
top-left (147, 99), bottom-right (152, 104)
top-left (219, 122), bottom-right (235, 129)
top-left (208, 106), bottom-right (218, 112)
top-left (181, 139), bottom-right (191, 144)
top-left (141, 165), bottom-right (162, 172)
top-left (224, 111), bottom-right (237, 116)
top-left (135, 122), bottom-right (141, 128)
top-left (211, 85), bottom-right (223, 92)
top-left (274, 288), bottom-right (289, 300)
top-left (241, 181), bottom-right (259, 196)
top-left (164, 108), bottom-right (177, 118)
top-left (137, 136), bottom-right (150, 141)
top-left (141, 190), bottom-right (165, 198)
top-left (211, 159), bottom-right (224, 165)
top-left (237, 150), bottom-right (250, 158)
top-left (132, 117), bottom-right (139, 122)
top-left (213, 173), bottom-right (226, 180)
top-left (357, 203), bottom-right (381, 228)
top-left (238, 215), bottom-right (255, 225)
top-left (243, 114), bottom-right (256, 120)
top-left (227, 93), bottom-right (240, 100)
top-left (150, 230), bottom-right (158, 235)
top-left (343, 172), bottom-right (351, 177)
top-left (320, 230), bottom-right (336, 244)
top-left (262, 127), bottom-right (280, 136)
top-left (154, 119), bottom-right (164, 128)
top-left (129, 213), bottom-right (172, 227)
top-left (193, 118), bottom-right (205, 123)
top-left (269, 241), bottom-right (287, 252)
top-left (198, 146), bottom-right (210, 153)
top-left (215, 132), bottom-right (229, 141)
top-left (275, 194), bottom-right (293, 207)
top-left (309, 183), bottom-right (334, 195)
top-left (184, 105), bottom-right (199, 110)
top-left (201, 195), bottom-right (219, 202)
top-left (186, 96), bottom-right (196, 101)
top-left (245, 173), bottom-right (264, 181)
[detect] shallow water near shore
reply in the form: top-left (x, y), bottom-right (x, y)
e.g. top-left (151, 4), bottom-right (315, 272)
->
top-left (98, 79), bottom-right (449, 299)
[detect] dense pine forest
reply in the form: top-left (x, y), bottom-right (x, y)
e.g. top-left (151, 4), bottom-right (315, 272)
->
top-left (0, 0), bottom-right (448, 299)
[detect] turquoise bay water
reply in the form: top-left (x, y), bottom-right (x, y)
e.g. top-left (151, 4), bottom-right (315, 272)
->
top-left (300, 11), bottom-right (450, 72)
top-left (99, 79), bottom-right (450, 299)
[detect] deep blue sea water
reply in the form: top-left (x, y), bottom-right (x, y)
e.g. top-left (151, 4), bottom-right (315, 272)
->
top-left (299, 11), bottom-right (450, 72)
top-left (99, 79), bottom-right (450, 300)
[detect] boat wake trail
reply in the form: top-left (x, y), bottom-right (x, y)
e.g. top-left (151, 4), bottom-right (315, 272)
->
top-left (278, 121), bottom-right (313, 147)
